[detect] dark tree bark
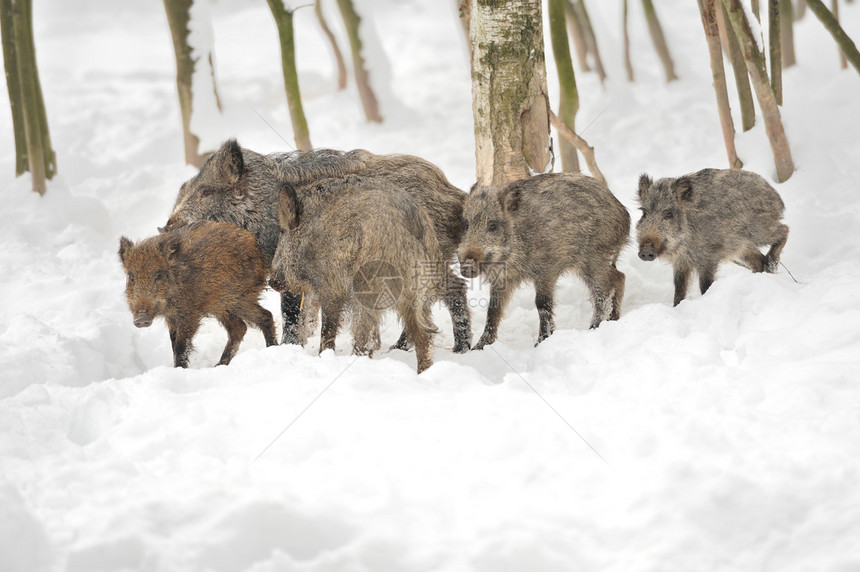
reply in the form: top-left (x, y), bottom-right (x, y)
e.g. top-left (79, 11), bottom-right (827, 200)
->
top-left (723, 0), bottom-right (795, 182)
top-left (268, 0), bottom-right (312, 151)
top-left (718, 1), bottom-right (755, 131)
top-left (698, 0), bottom-right (743, 169)
top-left (769, 0), bottom-right (783, 105)
top-left (832, 0), bottom-right (849, 69)
top-left (805, 0), bottom-right (860, 73)
top-left (315, 0), bottom-right (347, 90)
top-left (548, 0), bottom-right (580, 172)
top-left (642, 0), bottom-right (679, 82)
top-left (1, 0), bottom-right (56, 195)
top-left (470, 0), bottom-right (552, 187)
top-left (336, 0), bottom-right (382, 123)
top-left (164, 0), bottom-right (206, 167)
top-left (569, 0), bottom-right (606, 83)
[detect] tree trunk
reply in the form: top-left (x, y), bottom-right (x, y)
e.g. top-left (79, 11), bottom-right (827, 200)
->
top-left (563, 0), bottom-right (591, 72)
top-left (570, 0), bottom-right (606, 83)
top-left (548, 0), bottom-right (579, 172)
top-left (769, 0), bottom-right (783, 104)
top-left (642, 0), bottom-right (679, 82)
top-left (623, 0), bottom-right (635, 81)
top-left (805, 0), bottom-right (860, 73)
top-left (164, 0), bottom-right (205, 167)
top-left (315, 0), bottom-right (347, 90)
top-left (832, 0), bottom-right (849, 68)
top-left (718, 1), bottom-right (756, 131)
top-left (457, 0), bottom-right (472, 57)
top-left (698, 0), bottom-right (743, 169)
top-left (336, 0), bottom-right (382, 123)
top-left (752, 0), bottom-right (761, 21)
top-left (722, 0), bottom-right (794, 182)
top-left (268, 0), bottom-right (312, 151)
top-left (781, 0), bottom-right (797, 67)
top-left (1, 0), bottom-right (55, 194)
top-left (470, 0), bottom-right (552, 188)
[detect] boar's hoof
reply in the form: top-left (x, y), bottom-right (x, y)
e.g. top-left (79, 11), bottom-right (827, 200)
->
top-left (452, 339), bottom-right (471, 354)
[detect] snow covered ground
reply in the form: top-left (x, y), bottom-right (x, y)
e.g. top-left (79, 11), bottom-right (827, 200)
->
top-left (1, 0), bottom-right (859, 570)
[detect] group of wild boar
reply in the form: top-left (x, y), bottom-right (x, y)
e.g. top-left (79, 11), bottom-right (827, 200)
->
top-left (119, 140), bottom-right (788, 373)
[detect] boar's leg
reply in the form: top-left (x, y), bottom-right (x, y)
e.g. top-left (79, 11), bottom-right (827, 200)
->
top-left (474, 282), bottom-right (512, 350)
top-left (739, 247), bottom-right (767, 273)
top-left (280, 291), bottom-right (304, 345)
top-left (445, 270), bottom-right (472, 353)
top-left (390, 330), bottom-right (413, 352)
top-left (319, 299), bottom-right (346, 354)
top-left (297, 292), bottom-right (320, 346)
top-left (673, 264), bottom-right (692, 306)
top-left (217, 313), bottom-right (247, 366)
top-left (168, 316), bottom-right (200, 368)
top-left (764, 223), bottom-right (789, 273)
top-left (534, 278), bottom-right (556, 345)
top-left (608, 266), bottom-right (626, 322)
top-left (238, 302), bottom-right (277, 347)
top-left (403, 306), bottom-right (434, 373)
top-left (351, 307), bottom-right (379, 357)
top-left (697, 262), bottom-right (718, 296)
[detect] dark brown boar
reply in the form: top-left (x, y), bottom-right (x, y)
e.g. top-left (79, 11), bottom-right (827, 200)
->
top-left (268, 175), bottom-right (442, 374)
top-left (458, 173), bottom-right (630, 349)
top-left (159, 140), bottom-right (471, 353)
top-left (119, 221), bottom-right (277, 367)
top-left (636, 168), bottom-right (789, 306)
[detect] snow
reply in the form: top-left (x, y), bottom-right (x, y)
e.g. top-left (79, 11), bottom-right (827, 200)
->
top-left (2, 0), bottom-right (860, 570)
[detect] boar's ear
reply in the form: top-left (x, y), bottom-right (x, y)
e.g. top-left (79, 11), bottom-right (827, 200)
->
top-left (673, 176), bottom-right (694, 202)
top-left (118, 236), bottom-right (133, 266)
top-left (214, 139), bottom-right (244, 186)
top-left (500, 186), bottom-right (521, 213)
top-left (278, 183), bottom-right (301, 231)
top-left (159, 233), bottom-right (182, 263)
top-left (638, 174), bottom-right (653, 203)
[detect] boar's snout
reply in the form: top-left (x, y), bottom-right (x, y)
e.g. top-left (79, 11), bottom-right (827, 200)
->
top-left (458, 251), bottom-right (482, 279)
top-left (638, 244), bottom-right (658, 262)
top-left (133, 311), bottom-right (153, 328)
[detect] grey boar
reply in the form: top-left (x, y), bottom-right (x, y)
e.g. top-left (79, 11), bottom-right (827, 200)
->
top-left (160, 140), bottom-right (471, 352)
top-left (458, 173), bottom-right (630, 349)
top-left (636, 168), bottom-right (789, 306)
top-left (268, 175), bottom-right (442, 374)
top-left (119, 221), bottom-right (277, 367)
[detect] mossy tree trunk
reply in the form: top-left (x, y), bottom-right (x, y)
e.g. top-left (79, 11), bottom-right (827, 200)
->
top-left (164, 0), bottom-right (206, 167)
top-left (805, 0), bottom-right (860, 73)
top-left (268, 0), bottom-right (312, 151)
top-left (698, 0), bottom-right (742, 169)
top-left (723, 0), bottom-right (795, 182)
top-left (548, 0), bottom-right (579, 172)
top-left (336, 0), bottom-right (382, 123)
top-left (769, 0), bottom-right (783, 104)
top-left (642, 0), bottom-right (678, 82)
top-left (1, 0), bottom-right (56, 195)
top-left (315, 0), bottom-right (347, 90)
top-left (718, 1), bottom-right (756, 131)
top-left (470, 0), bottom-right (552, 188)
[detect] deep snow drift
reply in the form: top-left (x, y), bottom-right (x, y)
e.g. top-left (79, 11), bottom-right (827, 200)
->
top-left (1, 1), bottom-right (859, 571)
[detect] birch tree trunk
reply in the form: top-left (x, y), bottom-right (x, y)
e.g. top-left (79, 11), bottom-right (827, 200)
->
top-left (723, 0), bottom-right (795, 182)
top-left (0, 0), bottom-right (56, 195)
top-left (268, 0), bottom-right (312, 151)
top-left (470, 0), bottom-right (552, 188)
top-left (698, 0), bottom-right (742, 169)
top-left (548, 0), bottom-right (579, 172)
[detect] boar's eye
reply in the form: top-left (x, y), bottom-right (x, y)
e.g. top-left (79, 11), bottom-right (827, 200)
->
top-left (487, 220), bottom-right (500, 233)
top-left (662, 209), bottom-right (675, 220)
top-left (461, 217), bottom-right (469, 231)
top-left (154, 270), bottom-right (168, 283)
top-left (200, 187), bottom-right (215, 198)
top-left (127, 272), bottom-right (135, 285)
